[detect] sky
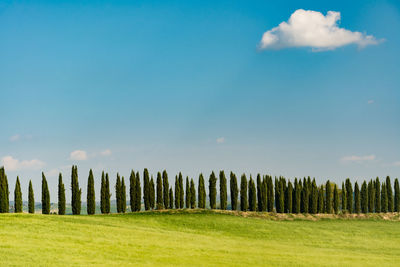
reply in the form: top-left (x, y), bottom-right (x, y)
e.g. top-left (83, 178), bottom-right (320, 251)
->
top-left (0, 0), bottom-right (399, 201)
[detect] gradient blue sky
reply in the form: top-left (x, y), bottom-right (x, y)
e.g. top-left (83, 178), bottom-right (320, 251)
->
top-left (1, 0), bottom-right (399, 201)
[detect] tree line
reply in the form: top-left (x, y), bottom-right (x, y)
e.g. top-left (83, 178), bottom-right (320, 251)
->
top-left (0, 166), bottom-right (399, 215)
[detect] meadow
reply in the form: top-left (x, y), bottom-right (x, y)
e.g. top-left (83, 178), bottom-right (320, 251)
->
top-left (0, 210), bottom-right (399, 266)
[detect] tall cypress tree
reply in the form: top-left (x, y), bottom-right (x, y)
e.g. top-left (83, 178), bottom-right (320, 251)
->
top-left (130, 170), bottom-right (136, 212)
top-left (100, 171), bottom-right (106, 214)
top-left (394, 178), bottom-right (400, 212)
top-left (278, 177), bottom-right (285, 213)
top-left (325, 180), bottom-right (332, 214)
top-left (28, 180), bottom-right (34, 214)
top-left (381, 183), bottom-right (388, 213)
top-left (0, 167), bottom-right (9, 213)
top-left (294, 178), bottom-right (301, 213)
top-left (354, 182), bottom-right (360, 214)
top-left (87, 169), bottom-right (95, 215)
top-left (105, 173), bottom-right (111, 213)
top-left (149, 176), bottom-right (155, 210)
top-left (267, 176), bottom-right (274, 212)
top-left (71, 165), bottom-right (81, 215)
top-left (230, 172), bottom-right (238, 211)
top-left (257, 174), bottom-right (262, 211)
top-left (219, 171), bottom-right (227, 210)
top-left (317, 185), bottom-right (324, 213)
top-left (286, 181), bottom-right (293, 213)
top-left (386, 176), bottom-right (393, 212)
top-left (143, 169), bottom-right (150, 211)
top-left (116, 174), bottom-right (121, 213)
top-left (262, 176), bottom-right (267, 212)
top-left (209, 172), bottom-right (217, 209)
top-left (169, 187), bottom-right (173, 209)
top-left (135, 172), bottom-right (141, 211)
top-left (14, 176), bottom-right (22, 213)
top-left (375, 177), bottom-right (381, 212)
top-left (190, 178), bottom-right (196, 209)
top-left (185, 177), bottom-right (190, 208)
top-left (275, 178), bottom-right (280, 212)
top-left (42, 172), bottom-right (50, 215)
top-left (341, 182), bottom-right (346, 213)
top-left (121, 177), bottom-right (126, 213)
top-left (368, 180), bottom-right (375, 213)
top-left (156, 172), bottom-right (163, 209)
top-left (333, 184), bottom-right (339, 214)
top-left (240, 174), bottom-right (248, 211)
top-left (198, 174), bottom-right (206, 209)
top-left (301, 178), bottom-right (309, 213)
top-left (179, 173), bottom-right (184, 209)
top-left (311, 179), bottom-right (318, 214)
top-left (345, 179), bottom-right (353, 214)
top-left (361, 181), bottom-right (368, 213)
top-left (248, 176), bottom-right (256, 212)
top-left (162, 170), bottom-right (169, 209)
top-left (58, 173), bottom-right (66, 215)
top-left (174, 175), bottom-right (180, 209)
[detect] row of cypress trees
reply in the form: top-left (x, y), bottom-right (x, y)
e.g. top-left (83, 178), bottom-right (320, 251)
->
top-left (1, 166), bottom-right (400, 215)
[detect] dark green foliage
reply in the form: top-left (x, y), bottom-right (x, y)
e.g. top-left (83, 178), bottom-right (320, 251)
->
top-left (275, 177), bottom-right (285, 213)
top-left (162, 170), bottom-right (169, 209)
top-left (129, 171), bottom-right (136, 212)
top-left (209, 172), bottom-right (217, 209)
top-left (101, 171), bottom-right (106, 214)
top-left (185, 177), bottom-right (190, 208)
top-left (381, 183), bottom-right (388, 213)
top-left (121, 177), bottom-right (126, 213)
top-left (116, 174), bottom-right (122, 213)
top-left (87, 169), bottom-right (95, 215)
top-left (169, 187), bottom-right (173, 209)
top-left (198, 174), bottom-right (206, 209)
top-left (386, 176), bottom-right (393, 212)
top-left (156, 172), bottom-right (163, 209)
top-left (0, 167), bottom-right (9, 213)
top-left (143, 169), bottom-right (150, 211)
top-left (240, 174), bottom-right (248, 211)
top-left (14, 177), bottom-right (22, 213)
top-left (71, 165), bottom-right (81, 215)
top-left (345, 179), bottom-right (353, 214)
top-left (174, 175), bottom-right (180, 209)
top-left (375, 177), bottom-right (381, 212)
top-left (105, 173), bottom-right (111, 213)
top-left (286, 181), bottom-right (293, 213)
top-left (368, 180), bottom-right (375, 213)
top-left (219, 171), bottom-right (227, 210)
top-left (395, 178), bottom-right (400, 212)
top-left (28, 180), bottom-right (35, 214)
top-left (135, 172), bottom-right (141, 211)
top-left (190, 179), bottom-right (196, 209)
top-left (261, 176), bottom-right (267, 212)
top-left (311, 179), bottom-right (318, 214)
top-left (248, 176), bottom-right (256, 212)
top-left (294, 178), bottom-right (301, 213)
top-left (179, 173), bottom-right (184, 209)
top-left (257, 174), bottom-right (262, 211)
top-left (267, 176), bottom-right (274, 212)
top-left (333, 184), bottom-right (339, 214)
top-left (317, 185), bottom-right (324, 213)
top-left (149, 177), bottom-right (155, 210)
top-left (325, 180), bottom-right (332, 214)
top-left (58, 173), bottom-right (66, 215)
top-left (41, 172), bottom-right (50, 215)
top-left (301, 178), bottom-right (309, 213)
top-left (361, 181), bottom-right (368, 213)
top-left (230, 172), bottom-right (238, 211)
top-left (341, 182), bottom-right (346, 213)
top-left (354, 182), bottom-right (360, 214)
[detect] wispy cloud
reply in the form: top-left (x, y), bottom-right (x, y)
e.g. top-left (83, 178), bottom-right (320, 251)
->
top-left (341, 154), bottom-right (376, 163)
top-left (216, 137), bottom-right (225, 144)
top-left (100, 149), bottom-right (112, 156)
top-left (69, 150), bottom-right (88, 161)
top-left (9, 134), bottom-right (20, 142)
top-left (367, 100), bottom-right (374, 104)
top-left (259, 9), bottom-right (382, 51)
top-left (393, 161), bottom-right (400, 166)
top-left (1, 156), bottom-right (45, 171)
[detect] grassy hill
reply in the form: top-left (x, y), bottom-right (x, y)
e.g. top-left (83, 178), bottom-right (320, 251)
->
top-left (0, 210), bottom-right (400, 266)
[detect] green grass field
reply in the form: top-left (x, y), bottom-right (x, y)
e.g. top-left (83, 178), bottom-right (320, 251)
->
top-left (1, 210), bottom-right (399, 266)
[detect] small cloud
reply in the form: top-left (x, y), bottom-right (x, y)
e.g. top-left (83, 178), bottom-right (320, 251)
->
top-left (393, 161), bottom-right (400, 166)
top-left (9, 134), bottom-right (20, 142)
top-left (259, 9), bottom-right (382, 51)
top-left (100, 149), bottom-right (112, 156)
top-left (341, 154), bottom-right (376, 163)
top-left (46, 169), bottom-right (60, 177)
top-left (69, 150), bottom-right (88, 161)
top-left (216, 137), bottom-right (225, 144)
top-left (367, 100), bottom-right (374, 104)
top-left (1, 156), bottom-right (45, 171)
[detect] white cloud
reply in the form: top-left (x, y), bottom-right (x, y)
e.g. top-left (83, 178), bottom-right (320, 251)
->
top-left (216, 137), bottom-right (225, 144)
top-left (341, 154), bottom-right (376, 163)
top-left (1, 156), bottom-right (45, 171)
top-left (393, 161), bottom-right (400, 166)
top-left (367, 100), bottom-right (374, 104)
top-left (259, 9), bottom-right (382, 51)
top-left (100, 149), bottom-right (112, 156)
top-left (69, 150), bottom-right (88, 161)
top-left (9, 134), bottom-right (20, 142)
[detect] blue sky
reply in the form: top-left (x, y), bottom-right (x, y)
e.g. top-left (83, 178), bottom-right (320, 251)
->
top-left (0, 0), bottom-right (399, 201)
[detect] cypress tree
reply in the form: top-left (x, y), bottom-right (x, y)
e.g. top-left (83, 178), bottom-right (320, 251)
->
top-left (162, 170), bottom-right (169, 209)
top-left (267, 176), bottom-right (274, 212)
top-left (101, 171), bottom-right (106, 214)
top-left (174, 175), bottom-right (180, 209)
top-left (345, 179), bottom-right (353, 214)
top-left (149, 176), bottom-right (155, 210)
top-left (341, 182), bottom-right (346, 213)
top-left (368, 180), bottom-right (375, 213)
top-left (262, 176), bottom-right (267, 211)
top-left (294, 178), bottom-right (300, 213)
top-left (311, 179), bottom-right (318, 214)
top-left (317, 185), bottom-right (324, 213)
top-left (240, 174), bottom-right (248, 211)
top-left (198, 174), bottom-right (206, 209)
top-left (0, 167), bottom-right (9, 213)
top-left (354, 182), bottom-right (360, 214)
top-left (169, 187), bottom-right (173, 209)
top-left (130, 170), bottom-right (136, 212)
top-left (278, 178), bottom-right (285, 213)
top-left (116, 174), bottom-right (121, 213)
top-left (121, 177), bottom-right (126, 213)
top-left (275, 178), bottom-right (279, 212)
top-left (135, 172), bottom-right (141, 211)
top-left (248, 176), bottom-right (256, 211)
top-left (286, 181), bottom-right (293, 213)
top-left (190, 178), bottom-right (196, 209)
top-left (28, 180), bottom-right (34, 214)
top-left (14, 176), bottom-right (22, 213)
top-left (386, 176), bottom-right (393, 212)
top-left (256, 174), bottom-right (262, 211)
top-left (333, 184), bottom-right (339, 214)
top-left (179, 173), bottom-right (184, 209)
top-left (230, 172), bottom-right (238, 211)
top-left (105, 173), bottom-right (111, 213)
top-left (394, 178), bottom-right (400, 212)
top-left (156, 172), bottom-right (163, 209)
top-left (361, 181), bottom-right (368, 213)
top-left (301, 178), bottom-right (309, 213)
top-left (143, 169), bottom-right (150, 211)
top-left (185, 177), bottom-right (190, 208)
top-left (325, 180), bottom-right (332, 214)
top-left (381, 183), bottom-right (388, 213)
top-left (58, 173), bottom-right (66, 215)
top-left (219, 171), bottom-right (227, 210)
top-left (209, 172), bottom-right (217, 209)
top-left (375, 177), bottom-right (381, 212)
top-left (71, 165), bottom-right (81, 215)
top-left (87, 169), bottom-right (95, 215)
top-left (41, 172), bottom-right (50, 215)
